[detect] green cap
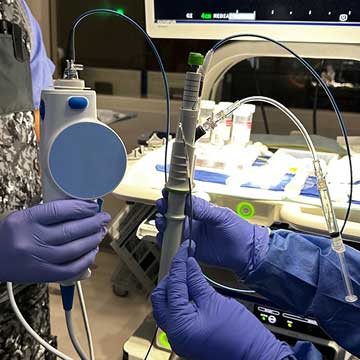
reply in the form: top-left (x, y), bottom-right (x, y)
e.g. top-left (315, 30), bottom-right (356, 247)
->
top-left (188, 52), bottom-right (204, 66)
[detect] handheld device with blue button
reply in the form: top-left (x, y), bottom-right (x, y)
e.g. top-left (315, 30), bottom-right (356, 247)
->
top-left (40, 78), bottom-right (127, 203)
top-left (40, 78), bottom-right (127, 287)
top-left (37, 77), bottom-right (128, 360)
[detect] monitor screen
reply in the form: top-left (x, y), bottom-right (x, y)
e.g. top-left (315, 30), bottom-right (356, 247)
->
top-left (154, 0), bottom-right (359, 24)
top-left (146, 0), bottom-right (360, 43)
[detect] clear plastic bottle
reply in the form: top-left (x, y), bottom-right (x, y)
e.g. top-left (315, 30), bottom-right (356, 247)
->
top-left (199, 100), bottom-right (216, 142)
top-left (218, 102), bottom-right (233, 143)
top-left (232, 104), bottom-right (256, 147)
top-left (211, 103), bottom-right (232, 147)
top-left (199, 100), bottom-right (216, 125)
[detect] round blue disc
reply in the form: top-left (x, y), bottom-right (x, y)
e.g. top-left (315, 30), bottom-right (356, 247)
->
top-left (49, 122), bottom-right (127, 200)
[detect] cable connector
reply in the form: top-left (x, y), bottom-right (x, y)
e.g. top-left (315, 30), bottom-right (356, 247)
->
top-left (60, 285), bottom-right (75, 311)
top-left (64, 59), bottom-right (84, 80)
top-left (198, 50), bottom-right (214, 79)
top-left (195, 125), bottom-right (207, 142)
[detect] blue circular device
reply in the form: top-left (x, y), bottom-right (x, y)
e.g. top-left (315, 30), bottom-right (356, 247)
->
top-left (49, 122), bottom-right (127, 200)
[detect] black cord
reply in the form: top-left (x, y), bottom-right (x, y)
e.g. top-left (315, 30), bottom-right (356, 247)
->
top-left (209, 64), bottom-right (236, 100)
top-left (66, 9), bottom-right (171, 184)
top-left (312, 60), bottom-right (326, 135)
top-left (66, 11), bottom-right (171, 358)
top-left (211, 34), bottom-right (353, 235)
top-left (144, 325), bottom-right (158, 360)
top-left (253, 59), bottom-right (270, 134)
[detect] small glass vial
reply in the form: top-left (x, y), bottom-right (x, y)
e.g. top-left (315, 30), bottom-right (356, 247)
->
top-left (199, 100), bottom-right (216, 142)
top-left (232, 104), bottom-right (256, 147)
top-left (211, 103), bottom-right (233, 146)
top-left (199, 100), bottom-right (216, 125)
top-left (218, 102), bottom-right (233, 144)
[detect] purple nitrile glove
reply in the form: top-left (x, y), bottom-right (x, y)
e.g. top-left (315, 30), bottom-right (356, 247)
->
top-left (151, 242), bottom-right (294, 360)
top-left (0, 200), bottom-right (110, 283)
top-left (156, 193), bottom-right (270, 279)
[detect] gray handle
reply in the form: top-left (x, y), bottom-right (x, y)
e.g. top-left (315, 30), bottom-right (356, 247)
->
top-left (158, 71), bottom-right (202, 281)
top-left (158, 193), bottom-right (187, 281)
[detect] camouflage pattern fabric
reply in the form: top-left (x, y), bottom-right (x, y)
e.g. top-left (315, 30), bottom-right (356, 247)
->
top-left (0, 1), bottom-right (56, 358)
top-left (0, 0), bottom-right (33, 52)
top-left (0, 285), bottom-right (56, 360)
top-left (0, 111), bottom-right (41, 211)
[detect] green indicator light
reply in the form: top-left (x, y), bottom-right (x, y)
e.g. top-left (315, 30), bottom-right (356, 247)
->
top-left (288, 323), bottom-right (293, 328)
top-left (237, 202), bottom-right (255, 220)
top-left (159, 332), bottom-right (171, 350)
top-left (116, 8), bottom-right (125, 15)
top-left (201, 12), bottom-right (212, 20)
top-left (261, 316), bottom-right (266, 321)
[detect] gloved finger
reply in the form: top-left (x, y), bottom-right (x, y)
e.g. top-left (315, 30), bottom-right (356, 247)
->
top-left (151, 277), bottom-right (169, 331)
top-left (183, 239), bottom-right (196, 257)
top-left (187, 257), bottom-right (216, 306)
top-left (55, 247), bottom-right (99, 282)
top-left (162, 189), bottom-right (169, 199)
top-left (41, 228), bottom-right (107, 264)
top-left (156, 198), bottom-right (167, 215)
top-left (185, 196), bottom-right (229, 225)
top-left (156, 232), bottom-right (163, 248)
top-left (155, 214), bottom-right (166, 233)
top-left (47, 212), bottom-right (110, 245)
top-left (167, 242), bottom-right (193, 311)
top-left (31, 200), bottom-right (99, 225)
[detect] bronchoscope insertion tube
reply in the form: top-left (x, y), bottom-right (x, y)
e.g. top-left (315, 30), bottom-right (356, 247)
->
top-left (201, 96), bottom-right (357, 303)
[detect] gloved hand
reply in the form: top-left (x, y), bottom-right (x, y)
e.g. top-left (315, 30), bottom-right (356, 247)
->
top-left (156, 194), bottom-right (270, 278)
top-left (151, 242), bottom-right (294, 360)
top-left (0, 200), bottom-right (110, 283)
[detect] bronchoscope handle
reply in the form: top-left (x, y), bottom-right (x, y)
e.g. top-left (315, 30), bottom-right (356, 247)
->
top-left (158, 71), bottom-right (202, 281)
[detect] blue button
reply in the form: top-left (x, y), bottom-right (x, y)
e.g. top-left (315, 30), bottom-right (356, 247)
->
top-left (40, 100), bottom-right (45, 121)
top-left (68, 97), bottom-right (89, 110)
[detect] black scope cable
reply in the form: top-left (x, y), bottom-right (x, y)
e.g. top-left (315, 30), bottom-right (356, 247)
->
top-left (65, 10), bottom-right (172, 360)
top-left (210, 34), bottom-right (353, 234)
top-left (313, 59), bottom-right (326, 135)
top-left (253, 60), bottom-right (270, 134)
top-left (143, 326), bottom-right (158, 360)
top-left (66, 9), bottom-right (171, 185)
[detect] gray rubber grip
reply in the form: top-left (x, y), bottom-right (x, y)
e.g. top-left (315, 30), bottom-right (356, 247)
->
top-left (158, 71), bottom-right (202, 281)
top-left (158, 192), bottom-right (187, 281)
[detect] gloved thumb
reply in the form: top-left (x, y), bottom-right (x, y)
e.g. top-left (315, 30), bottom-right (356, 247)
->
top-left (187, 257), bottom-right (215, 306)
